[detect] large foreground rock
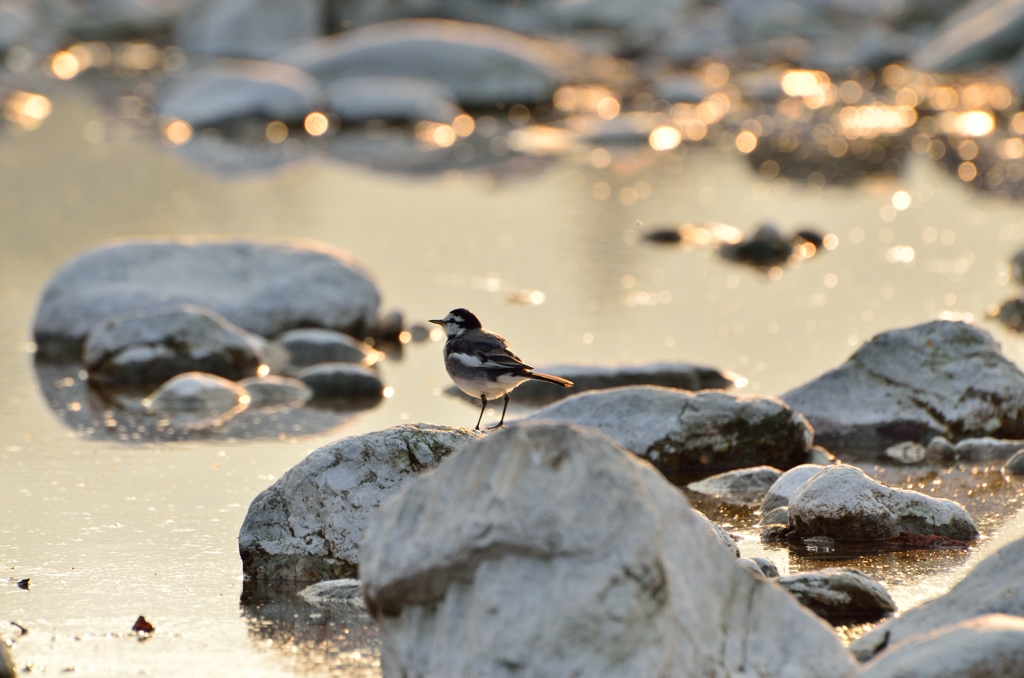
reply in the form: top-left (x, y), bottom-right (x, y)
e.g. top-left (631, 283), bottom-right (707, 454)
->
top-left (776, 568), bottom-right (896, 626)
top-left (852, 535), bottom-right (1024, 661)
top-left (238, 423), bottom-right (481, 584)
top-left (83, 304), bottom-right (263, 386)
top-left (788, 465), bottom-right (978, 542)
top-left (529, 386), bottom-right (813, 475)
top-left (782, 321), bottom-right (1024, 457)
top-left (34, 237), bottom-right (380, 358)
top-left (507, 361), bottom-right (735, 404)
top-left (275, 19), bottom-right (573, 106)
top-left (860, 614), bottom-right (1024, 678)
top-left (360, 422), bottom-right (858, 678)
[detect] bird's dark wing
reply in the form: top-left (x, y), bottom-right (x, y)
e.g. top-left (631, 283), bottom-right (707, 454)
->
top-left (476, 348), bottom-right (533, 371)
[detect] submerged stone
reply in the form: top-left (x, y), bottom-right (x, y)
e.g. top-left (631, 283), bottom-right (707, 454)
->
top-left (776, 568), bottom-right (896, 626)
top-left (143, 371), bottom-right (250, 424)
top-left (237, 375), bottom-right (312, 410)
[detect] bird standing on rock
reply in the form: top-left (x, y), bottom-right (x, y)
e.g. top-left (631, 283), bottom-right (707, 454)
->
top-left (430, 308), bottom-right (573, 430)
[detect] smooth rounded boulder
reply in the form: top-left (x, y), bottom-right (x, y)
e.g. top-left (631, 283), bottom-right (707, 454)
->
top-left (761, 464), bottom-right (823, 513)
top-left (360, 422), bottom-right (859, 678)
top-left (143, 371), bottom-right (250, 426)
top-left (776, 568), bottom-right (896, 626)
top-left (529, 386), bottom-right (813, 475)
top-left (238, 423), bottom-right (482, 585)
top-left (788, 465), bottom-right (978, 542)
top-left (782, 321), bottom-right (1024, 457)
top-left (34, 237), bottom-right (380, 358)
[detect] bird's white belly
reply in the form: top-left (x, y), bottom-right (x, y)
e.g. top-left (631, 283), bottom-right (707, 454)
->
top-left (451, 372), bottom-right (529, 400)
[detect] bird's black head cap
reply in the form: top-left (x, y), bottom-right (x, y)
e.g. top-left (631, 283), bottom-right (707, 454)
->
top-left (447, 308), bottom-right (482, 329)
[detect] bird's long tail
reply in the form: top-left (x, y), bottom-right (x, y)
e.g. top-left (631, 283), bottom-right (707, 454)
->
top-left (527, 372), bottom-right (574, 387)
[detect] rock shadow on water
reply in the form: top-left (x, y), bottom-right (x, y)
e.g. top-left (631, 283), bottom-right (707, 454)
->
top-left (240, 581), bottom-right (381, 677)
top-left (34, 359), bottom-right (376, 441)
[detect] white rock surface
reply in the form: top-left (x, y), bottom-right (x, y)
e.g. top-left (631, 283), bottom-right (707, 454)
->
top-left (776, 568), bottom-right (896, 626)
top-left (157, 58), bottom-right (324, 126)
top-left (782, 321), bottom-right (1024, 457)
top-left (176, 0), bottom-right (324, 59)
top-left (143, 371), bottom-right (249, 425)
top-left (530, 386), bottom-right (813, 475)
top-left (913, 0), bottom-right (1024, 72)
top-left (275, 19), bottom-right (571, 106)
top-left (237, 375), bottom-right (312, 410)
top-left (954, 437), bottom-right (1024, 461)
top-left (360, 422), bottom-right (859, 678)
top-left (761, 464), bottom-right (824, 513)
top-left (277, 328), bottom-right (375, 368)
top-left (83, 304), bottom-right (263, 386)
top-left (852, 535), bottom-right (1024, 660)
top-left (34, 237), bottom-right (380, 357)
top-left (788, 465), bottom-right (978, 542)
top-left (860, 614), bottom-right (1024, 678)
top-left (326, 76), bottom-right (462, 123)
top-left (508, 361), bottom-right (735, 404)
top-left (238, 423), bottom-right (482, 583)
top-left (687, 465), bottom-right (782, 505)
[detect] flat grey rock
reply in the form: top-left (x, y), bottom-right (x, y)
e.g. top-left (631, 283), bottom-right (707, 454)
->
top-left (157, 58), bottom-right (324, 126)
top-left (238, 423), bottom-right (482, 584)
top-left (861, 614), bottom-right (1024, 678)
top-left (954, 437), bottom-right (1024, 462)
top-left (276, 328), bottom-right (375, 369)
top-left (143, 371), bottom-right (249, 427)
top-left (761, 464), bottom-right (824, 513)
top-left (175, 0), bottom-right (324, 59)
top-left (298, 578), bottom-right (367, 611)
top-left (360, 422), bottom-right (859, 678)
top-left (529, 386), bottom-right (813, 475)
top-left (782, 321), bottom-right (1024, 457)
top-left (788, 465), bottom-right (978, 542)
top-left (913, 0), bottom-right (1024, 72)
top-left (852, 535), bottom-right (1024, 661)
top-left (1006, 449), bottom-right (1024, 475)
top-left (275, 19), bottom-right (571, 107)
top-left (326, 76), bottom-right (462, 123)
top-left (502, 361), bottom-right (734, 404)
top-left (83, 304), bottom-right (262, 387)
top-left (296, 363), bottom-right (384, 403)
top-left (237, 375), bottom-right (312, 410)
top-left (687, 465), bottom-right (782, 505)
top-left (776, 568), bottom-right (896, 626)
top-left (33, 237), bottom-right (380, 358)
top-left (927, 435), bottom-right (956, 462)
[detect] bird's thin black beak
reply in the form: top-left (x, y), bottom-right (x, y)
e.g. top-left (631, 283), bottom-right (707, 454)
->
top-left (429, 319), bottom-right (444, 325)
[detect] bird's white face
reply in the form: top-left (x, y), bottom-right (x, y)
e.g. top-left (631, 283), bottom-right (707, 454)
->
top-left (431, 312), bottom-right (468, 338)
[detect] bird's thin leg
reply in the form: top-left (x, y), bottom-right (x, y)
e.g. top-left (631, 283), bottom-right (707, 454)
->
top-left (488, 393), bottom-right (510, 430)
top-left (475, 395), bottom-right (487, 430)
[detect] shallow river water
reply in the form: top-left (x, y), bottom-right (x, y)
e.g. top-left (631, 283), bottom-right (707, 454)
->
top-left (5, 83), bottom-right (1024, 675)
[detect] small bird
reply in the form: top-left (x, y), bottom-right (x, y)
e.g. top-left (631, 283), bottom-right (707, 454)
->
top-left (430, 308), bottom-right (573, 430)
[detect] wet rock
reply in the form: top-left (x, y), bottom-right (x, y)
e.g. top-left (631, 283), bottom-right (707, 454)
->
top-left (360, 422), bottom-right (860, 678)
top-left (996, 297), bottom-right (1024, 332)
top-left (496, 361), bottom-right (734, 404)
top-left (788, 464), bottom-right (979, 542)
top-left (237, 375), bottom-right (312, 410)
top-left (737, 557), bottom-right (767, 577)
top-left (927, 435), bottom-right (956, 462)
top-left (807, 445), bottom-right (838, 465)
top-left (296, 363), bottom-right (384, 403)
top-left (34, 237), bottom-right (380, 358)
top-left (83, 304), bottom-right (263, 387)
top-left (0, 0), bottom-right (37, 50)
top-left (277, 328), bottom-right (376, 368)
top-left (239, 423), bottom-right (482, 584)
top-left (659, 8), bottom-right (735, 65)
top-left (686, 465), bottom-right (782, 505)
top-left (954, 437), bottom-right (1024, 461)
top-left (761, 505), bottom-right (789, 526)
top-left (529, 386), bottom-right (813, 475)
top-left (652, 73), bottom-right (714, 103)
top-left (275, 19), bottom-right (573, 107)
top-left (861, 614), bottom-right (1024, 678)
top-left (853, 535), bottom-right (1024, 660)
top-left (719, 224), bottom-right (794, 269)
top-left (1006, 449), bottom-right (1024, 475)
top-left (298, 578), bottom-right (367, 612)
top-left (885, 441), bottom-right (927, 464)
top-left (782, 321), bottom-right (1024, 457)
top-left (776, 568), bottom-right (896, 626)
top-left (143, 371), bottom-right (249, 423)
top-left (761, 464), bottom-right (823, 513)
top-left (58, 0), bottom-right (191, 39)
top-left (157, 58), bottom-right (324, 127)
top-left (326, 76), bottom-right (462, 123)
top-left (176, 0), bottom-right (324, 59)
top-left (752, 556), bottom-right (779, 577)
top-left (912, 0), bottom-right (1024, 72)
